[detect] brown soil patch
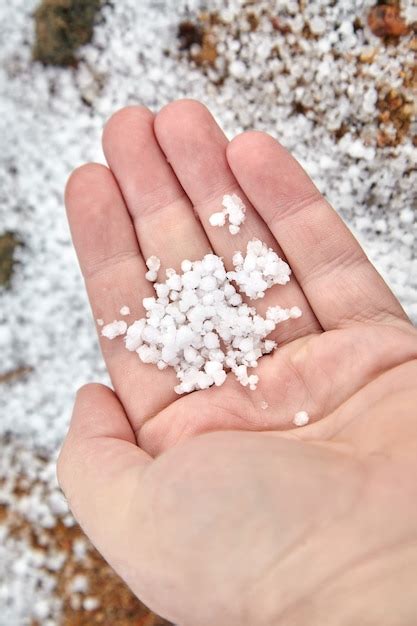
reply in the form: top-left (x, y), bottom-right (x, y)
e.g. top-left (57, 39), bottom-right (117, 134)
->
top-left (377, 87), bottom-right (414, 146)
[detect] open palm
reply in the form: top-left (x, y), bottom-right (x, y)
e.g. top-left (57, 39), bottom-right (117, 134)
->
top-left (60, 101), bottom-right (417, 625)
top-left (65, 100), bottom-right (415, 454)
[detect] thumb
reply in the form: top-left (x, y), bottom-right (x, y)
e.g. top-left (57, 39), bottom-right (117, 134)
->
top-left (57, 383), bottom-right (152, 558)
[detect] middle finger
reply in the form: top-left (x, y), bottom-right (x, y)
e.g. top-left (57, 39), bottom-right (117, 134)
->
top-left (154, 100), bottom-right (322, 344)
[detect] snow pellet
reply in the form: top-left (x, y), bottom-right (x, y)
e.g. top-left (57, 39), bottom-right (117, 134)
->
top-left (101, 320), bottom-right (127, 339)
top-left (83, 597), bottom-right (100, 611)
top-left (293, 411), bottom-right (310, 427)
top-left (145, 270), bottom-right (158, 282)
top-left (146, 256), bottom-right (161, 272)
top-left (119, 306), bottom-right (130, 316)
top-left (228, 239), bottom-right (291, 299)
top-left (145, 256), bottom-right (161, 282)
top-left (209, 194), bottom-right (246, 235)
top-left (209, 212), bottom-right (226, 227)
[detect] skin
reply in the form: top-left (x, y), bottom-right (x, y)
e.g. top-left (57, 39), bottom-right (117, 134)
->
top-left (58, 100), bottom-right (417, 626)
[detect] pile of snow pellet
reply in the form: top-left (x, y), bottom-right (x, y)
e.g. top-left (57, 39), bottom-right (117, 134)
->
top-left (209, 193), bottom-right (247, 235)
top-left (102, 239), bottom-right (301, 394)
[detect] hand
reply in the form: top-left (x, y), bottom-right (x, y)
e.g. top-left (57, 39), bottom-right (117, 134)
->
top-left (58, 101), bottom-right (417, 626)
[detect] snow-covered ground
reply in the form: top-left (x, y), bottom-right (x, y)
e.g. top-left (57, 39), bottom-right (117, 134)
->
top-left (0, 0), bottom-right (416, 623)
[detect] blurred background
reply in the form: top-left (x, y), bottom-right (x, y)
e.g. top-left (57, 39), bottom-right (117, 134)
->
top-left (0, 0), bottom-right (416, 624)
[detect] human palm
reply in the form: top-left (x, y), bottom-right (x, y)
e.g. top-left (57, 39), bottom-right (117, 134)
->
top-left (59, 101), bottom-right (417, 625)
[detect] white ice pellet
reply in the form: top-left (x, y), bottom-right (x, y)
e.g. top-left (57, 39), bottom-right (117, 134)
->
top-left (143, 297), bottom-right (156, 311)
top-left (309, 16), bottom-right (326, 35)
top-left (213, 370), bottom-right (227, 386)
top-left (293, 411), bottom-right (310, 427)
top-left (223, 194), bottom-right (246, 226)
top-left (209, 194), bottom-right (246, 235)
top-left (96, 318), bottom-right (104, 326)
top-left (146, 255), bottom-right (161, 272)
top-left (137, 344), bottom-right (160, 364)
top-left (145, 256), bottom-right (161, 282)
top-left (228, 239), bottom-right (291, 299)
top-left (200, 275), bottom-right (217, 292)
top-left (267, 305), bottom-right (303, 323)
top-left (247, 374), bottom-right (259, 390)
top-left (229, 59), bottom-right (247, 79)
top-left (204, 360), bottom-right (222, 376)
top-left (72, 539), bottom-right (88, 561)
top-left (145, 270), bottom-right (158, 282)
top-left (83, 597), bottom-right (100, 611)
top-left (203, 332), bottom-right (220, 350)
top-left (101, 320), bottom-right (127, 339)
top-left (70, 575), bottom-right (89, 594)
top-left (399, 209), bottom-right (414, 225)
top-left (209, 212), bottom-right (226, 227)
top-left (33, 600), bottom-right (51, 620)
top-left (125, 319), bottom-right (146, 351)
top-left (119, 305), bottom-right (130, 316)
top-left (181, 259), bottom-right (193, 272)
top-left (167, 273), bottom-right (182, 291)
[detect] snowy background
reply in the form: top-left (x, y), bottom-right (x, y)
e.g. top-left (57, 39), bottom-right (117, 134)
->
top-left (0, 0), bottom-right (416, 623)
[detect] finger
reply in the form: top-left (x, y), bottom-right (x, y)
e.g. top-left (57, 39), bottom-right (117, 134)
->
top-left (227, 131), bottom-right (408, 329)
top-left (102, 106), bottom-right (211, 274)
top-left (65, 163), bottom-right (179, 428)
top-left (57, 384), bottom-right (151, 552)
top-left (154, 100), bottom-right (321, 345)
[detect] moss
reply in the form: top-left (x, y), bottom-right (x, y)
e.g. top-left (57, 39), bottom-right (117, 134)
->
top-left (0, 232), bottom-right (20, 288)
top-left (33, 0), bottom-right (101, 66)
